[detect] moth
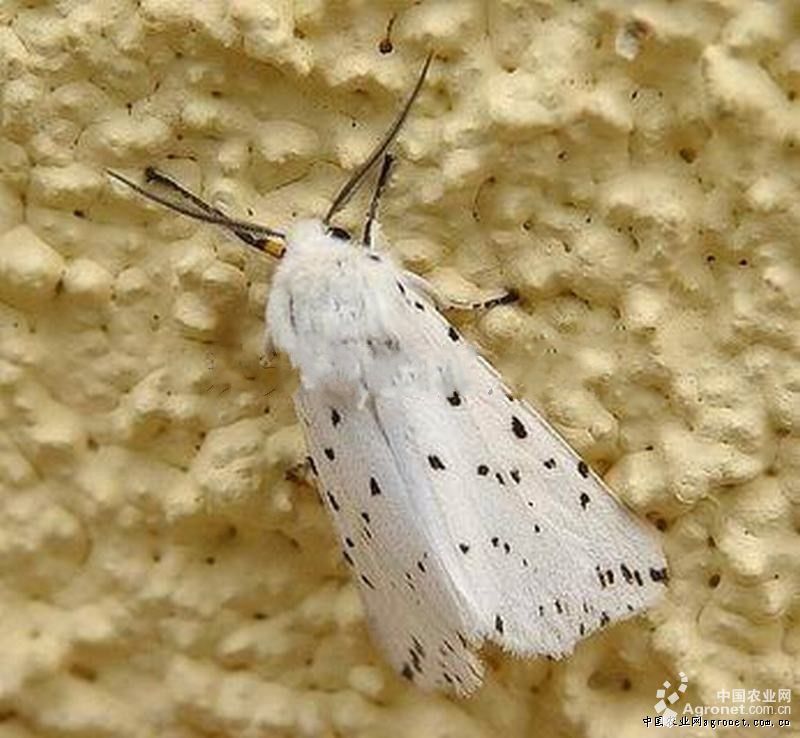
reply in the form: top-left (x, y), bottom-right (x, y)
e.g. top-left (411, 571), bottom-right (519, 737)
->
top-left (109, 53), bottom-right (667, 696)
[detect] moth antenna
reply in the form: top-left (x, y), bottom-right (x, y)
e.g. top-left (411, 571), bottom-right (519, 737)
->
top-left (107, 169), bottom-right (284, 239)
top-left (324, 51), bottom-right (433, 224)
top-left (144, 167), bottom-right (230, 219)
top-left (144, 167), bottom-right (276, 252)
top-left (106, 169), bottom-right (286, 258)
top-left (362, 153), bottom-right (395, 248)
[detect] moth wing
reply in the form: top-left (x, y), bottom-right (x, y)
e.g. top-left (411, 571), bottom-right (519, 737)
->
top-left (292, 264), bottom-right (666, 691)
top-left (472, 364), bottom-right (669, 654)
top-left (295, 388), bottom-right (486, 695)
top-left (373, 294), bottom-right (668, 658)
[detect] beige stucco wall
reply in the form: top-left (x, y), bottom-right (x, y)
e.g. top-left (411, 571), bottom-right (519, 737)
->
top-left (1, 1), bottom-right (798, 736)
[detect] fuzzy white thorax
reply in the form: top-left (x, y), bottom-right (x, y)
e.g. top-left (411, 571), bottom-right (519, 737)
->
top-left (266, 219), bottom-right (468, 402)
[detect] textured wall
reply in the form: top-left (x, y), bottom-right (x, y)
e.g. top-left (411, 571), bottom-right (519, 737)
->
top-left (1, 0), bottom-right (798, 736)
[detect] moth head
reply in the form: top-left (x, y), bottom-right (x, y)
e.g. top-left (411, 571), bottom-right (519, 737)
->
top-left (284, 219), bottom-right (346, 255)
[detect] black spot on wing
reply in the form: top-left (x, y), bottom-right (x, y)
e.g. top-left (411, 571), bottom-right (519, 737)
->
top-left (330, 408), bottom-right (341, 427)
top-left (543, 458), bottom-right (556, 469)
top-left (579, 492), bottom-right (591, 509)
top-left (650, 566), bottom-right (669, 583)
top-left (324, 447), bottom-right (335, 460)
top-left (369, 476), bottom-right (382, 496)
top-left (428, 454), bottom-right (446, 470)
top-left (446, 390), bottom-right (462, 406)
top-left (510, 469), bottom-right (521, 484)
top-left (577, 460), bottom-right (589, 478)
top-left (511, 416), bottom-right (528, 439)
top-left (477, 464), bottom-right (489, 476)
top-left (494, 615), bottom-right (504, 634)
top-left (326, 492), bottom-right (340, 511)
top-left (448, 326), bottom-right (460, 342)
top-left (459, 543), bottom-right (470, 554)
top-left (307, 456), bottom-right (318, 476)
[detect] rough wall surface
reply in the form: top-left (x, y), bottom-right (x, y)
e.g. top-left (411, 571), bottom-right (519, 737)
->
top-left (1, 0), bottom-right (798, 736)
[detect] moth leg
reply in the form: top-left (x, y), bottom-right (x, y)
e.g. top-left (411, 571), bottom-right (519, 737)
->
top-left (401, 269), bottom-right (518, 311)
top-left (362, 154), bottom-right (395, 249)
top-left (260, 329), bottom-right (277, 367)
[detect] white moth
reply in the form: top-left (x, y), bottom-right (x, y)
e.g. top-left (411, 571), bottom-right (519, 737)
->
top-left (109, 54), bottom-right (667, 696)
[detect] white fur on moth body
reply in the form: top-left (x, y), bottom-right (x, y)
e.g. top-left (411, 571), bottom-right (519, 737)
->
top-left (267, 219), bottom-right (463, 398)
top-left (265, 217), bottom-right (668, 695)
